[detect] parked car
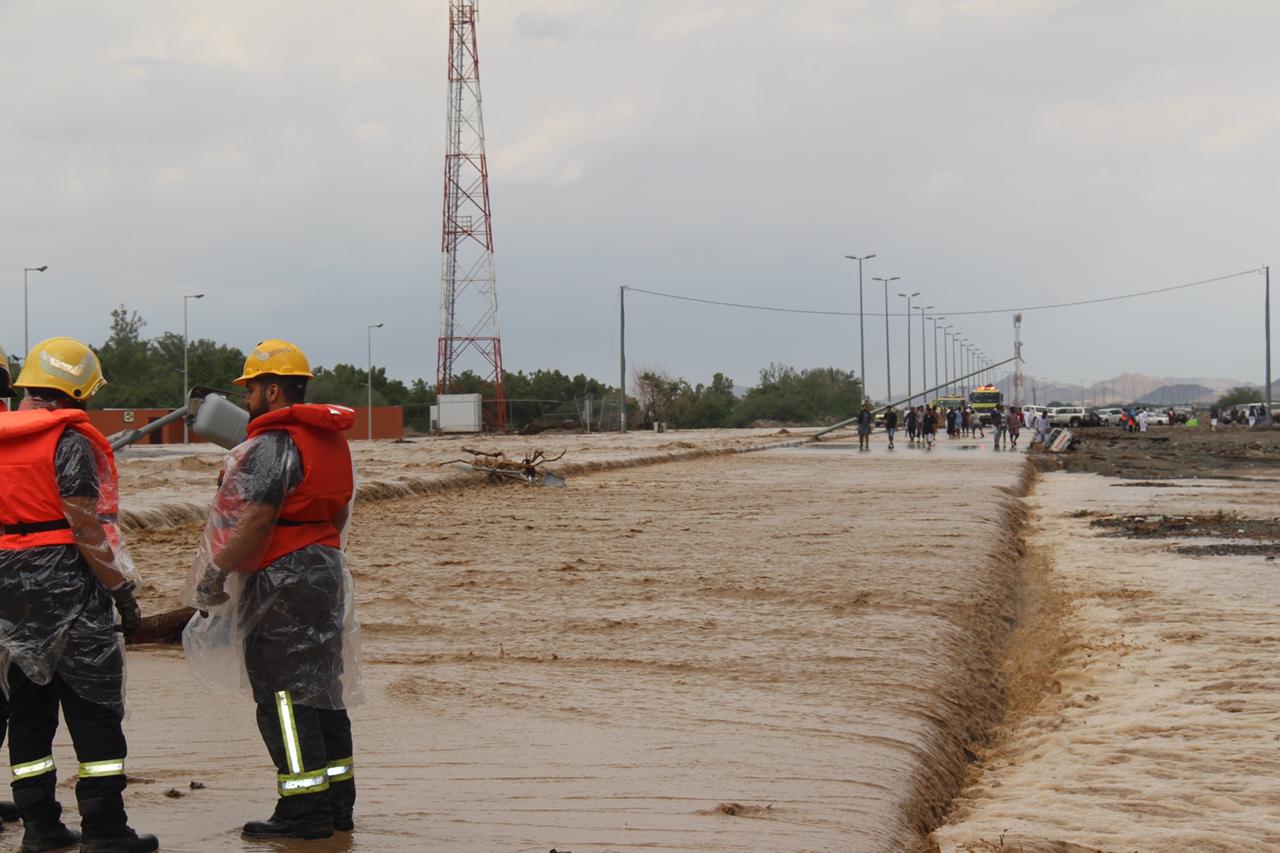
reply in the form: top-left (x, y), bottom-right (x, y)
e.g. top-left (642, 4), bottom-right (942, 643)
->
top-left (1022, 405), bottom-right (1050, 424)
top-left (1049, 406), bottom-right (1099, 428)
top-left (1095, 407), bottom-right (1125, 426)
top-left (1144, 410), bottom-right (1170, 426)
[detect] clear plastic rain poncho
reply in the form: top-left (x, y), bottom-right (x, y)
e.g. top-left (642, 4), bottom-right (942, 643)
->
top-left (181, 431), bottom-right (362, 710)
top-left (0, 422), bottom-right (140, 715)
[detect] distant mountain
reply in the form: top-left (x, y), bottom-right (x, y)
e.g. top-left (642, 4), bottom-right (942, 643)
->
top-left (990, 372), bottom-right (1255, 406)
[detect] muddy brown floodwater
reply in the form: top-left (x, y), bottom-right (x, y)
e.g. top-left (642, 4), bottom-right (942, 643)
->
top-left (16, 435), bottom-right (1031, 852)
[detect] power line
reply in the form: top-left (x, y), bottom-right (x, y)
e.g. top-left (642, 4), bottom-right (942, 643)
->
top-left (626, 268), bottom-right (1262, 318)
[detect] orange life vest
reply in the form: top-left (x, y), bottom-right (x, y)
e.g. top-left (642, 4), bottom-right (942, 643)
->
top-left (245, 404), bottom-right (355, 570)
top-left (0, 409), bottom-right (118, 550)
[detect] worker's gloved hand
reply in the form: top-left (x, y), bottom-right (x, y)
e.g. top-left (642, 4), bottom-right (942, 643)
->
top-left (109, 581), bottom-right (142, 637)
top-left (194, 563), bottom-right (231, 609)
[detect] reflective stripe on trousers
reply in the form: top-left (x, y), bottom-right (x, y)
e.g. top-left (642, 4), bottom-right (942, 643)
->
top-left (79, 759), bottom-right (126, 778)
top-left (326, 757), bottom-right (354, 783)
top-left (278, 769), bottom-right (329, 797)
top-left (11, 755), bottom-right (55, 781)
top-left (275, 690), bottom-right (329, 797)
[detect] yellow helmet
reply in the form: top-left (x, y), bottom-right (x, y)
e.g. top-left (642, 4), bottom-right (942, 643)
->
top-left (15, 337), bottom-right (108, 400)
top-left (234, 338), bottom-right (314, 386)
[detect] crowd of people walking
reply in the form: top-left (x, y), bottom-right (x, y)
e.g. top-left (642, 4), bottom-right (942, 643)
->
top-left (862, 402), bottom-right (1051, 452)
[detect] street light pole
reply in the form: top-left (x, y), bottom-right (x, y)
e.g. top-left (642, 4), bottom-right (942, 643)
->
top-left (367, 323), bottom-right (384, 441)
top-left (23, 266), bottom-right (48, 357)
top-left (873, 276), bottom-right (899, 402)
top-left (920, 306), bottom-right (932, 399)
top-left (942, 326), bottom-right (954, 394)
top-left (845, 254), bottom-right (876, 402)
top-left (933, 318), bottom-right (945, 399)
top-left (182, 293), bottom-right (204, 444)
top-left (898, 291), bottom-right (919, 404)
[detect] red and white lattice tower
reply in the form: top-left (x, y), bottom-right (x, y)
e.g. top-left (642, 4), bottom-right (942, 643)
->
top-left (1012, 312), bottom-right (1025, 406)
top-left (437, 0), bottom-right (505, 428)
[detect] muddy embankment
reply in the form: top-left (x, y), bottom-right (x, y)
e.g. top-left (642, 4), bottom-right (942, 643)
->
top-left (118, 433), bottom-right (1043, 850)
top-left (934, 433), bottom-right (1280, 852)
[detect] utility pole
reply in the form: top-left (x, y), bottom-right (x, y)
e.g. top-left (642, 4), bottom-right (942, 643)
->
top-left (367, 322), bottom-right (384, 440)
top-left (873, 276), bottom-right (899, 402)
top-left (182, 293), bottom-right (204, 443)
top-left (920, 305), bottom-right (931, 400)
top-left (933, 318), bottom-right (944, 401)
top-left (898, 291), bottom-right (919, 404)
top-left (942, 326), bottom-right (953, 394)
top-left (845, 254), bottom-right (876, 402)
top-left (1266, 265), bottom-right (1272, 425)
top-left (619, 285), bottom-right (627, 432)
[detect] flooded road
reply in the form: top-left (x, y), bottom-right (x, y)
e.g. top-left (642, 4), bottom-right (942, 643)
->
top-left (23, 439), bottom-right (1029, 852)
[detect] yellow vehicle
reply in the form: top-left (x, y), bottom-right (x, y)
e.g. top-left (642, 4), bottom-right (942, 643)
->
top-left (969, 385), bottom-right (1004, 424)
top-left (930, 394), bottom-right (965, 411)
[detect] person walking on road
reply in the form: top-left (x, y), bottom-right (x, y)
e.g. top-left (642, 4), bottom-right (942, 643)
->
top-left (185, 340), bottom-right (362, 841)
top-left (883, 406), bottom-right (898, 450)
top-left (1006, 407), bottom-right (1022, 449)
top-left (0, 338), bottom-right (157, 853)
top-left (904, 406), bottom-right (917, 446)
top-left (1138, 409), bottom-right (1149, 433)
top-left (1210, 406), bottom-right (1220, 431)
top-left (922, 406), bottom-right (937, 450)
top-left (856, 402), bottom-right (872, 451)
top-left (992, 404), bottom-right (1006, 449)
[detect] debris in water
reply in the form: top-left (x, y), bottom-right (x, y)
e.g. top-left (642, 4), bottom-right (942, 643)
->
top-left (164, 788), bottom-right (183, 799)
top-left (189, 781), bottom-right (206, 790)
top-left (442, 447), bottom-right (567, 487)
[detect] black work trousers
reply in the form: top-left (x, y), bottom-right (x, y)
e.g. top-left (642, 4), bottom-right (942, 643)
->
top-left (6, 665), bottom-right (129, 836)
top-left (255, 696), bottom-right (353, 823)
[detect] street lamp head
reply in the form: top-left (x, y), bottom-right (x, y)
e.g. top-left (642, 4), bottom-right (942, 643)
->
top-left (370, 323), bottom-right (384, 329)
top-left (923, 305), bottom-right (933, 310)
top-left (36, 266), bottom-right (47, 272)
top-left (844, 253), bottom-right (876, 261)
top-left (910, 291), bottom-right (920, 297)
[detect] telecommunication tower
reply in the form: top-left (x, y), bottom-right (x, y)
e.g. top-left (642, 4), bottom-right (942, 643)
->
top-left (1012, 313), bottom-right (1024, 406)
top-left (437, 0), bottom-right (505, 428)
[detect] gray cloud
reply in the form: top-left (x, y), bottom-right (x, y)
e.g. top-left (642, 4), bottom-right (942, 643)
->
top-left (1, 0), bottom-right (1276, 402)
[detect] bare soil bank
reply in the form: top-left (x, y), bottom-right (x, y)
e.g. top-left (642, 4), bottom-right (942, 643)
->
top-left (93, 439), bottom-right (1031, 852)
top-left (1030, 426), bottom-right (1280, 480)
top-left (932, 468), bottom-right (1280, 852)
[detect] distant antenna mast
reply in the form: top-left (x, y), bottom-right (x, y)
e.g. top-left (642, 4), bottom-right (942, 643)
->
top-left (437, 0), bottom-right (506, 429)
top-left (1012, 313), bottom-right (1025, 406)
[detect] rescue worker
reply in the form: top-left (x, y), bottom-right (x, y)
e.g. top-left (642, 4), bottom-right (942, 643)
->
top-left (185, 340), bottom-right (360, 840)
top-left (0, 338), bottom-right (157, 852)
top-left (0, 344), bottom-right (24, 832)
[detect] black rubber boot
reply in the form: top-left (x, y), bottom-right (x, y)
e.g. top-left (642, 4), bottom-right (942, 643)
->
top-left (18, 797), bottom-right (80, 853)
top-left (77, 795), bottom-right (157, 853)
top-left (330, 779), bottom-right (355, 832)
top-left (79, 830), bottom-right (159, 853)
top-left (243, 793), bottom-right (333, 840)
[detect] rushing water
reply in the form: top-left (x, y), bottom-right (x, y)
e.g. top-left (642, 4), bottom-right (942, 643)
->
top-left (114, 443), bottom-right (1030, 851)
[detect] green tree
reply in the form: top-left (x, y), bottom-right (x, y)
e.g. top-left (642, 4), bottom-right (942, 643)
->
top-left (1216, 386), bottom-right (1262, 408)
top-left (733, 364), bottom-right (862, 426)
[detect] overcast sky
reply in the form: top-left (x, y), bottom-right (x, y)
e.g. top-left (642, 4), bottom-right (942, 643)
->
top-left (2, 1), bottom-right (1276, 400)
